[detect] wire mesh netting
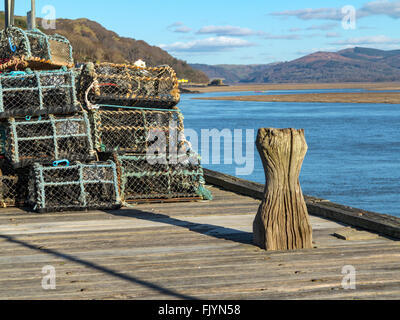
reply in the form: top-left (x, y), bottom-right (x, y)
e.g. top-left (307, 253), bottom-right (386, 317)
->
top-left (89, 107), bottom-right (191, 154)
top-left (0, 159), bottom-right (29, 207)
top-left (0, 68), bottom-right (81, 118)
top-left (1, 112), bottom-right (97, 168)
top-left (113, 152), bottom-right (212, 202)
top-left (28, 161), bottom-right (121, 213)
top-left (0, 26), bottom-right (74, 69)
top-left (78, 62), bottom-right (180, 109)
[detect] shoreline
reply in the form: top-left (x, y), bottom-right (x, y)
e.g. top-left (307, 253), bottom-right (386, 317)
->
top-left (192, 91), bottom-right (400, 104)
top-left (186, 82), bottom-right (400, 93)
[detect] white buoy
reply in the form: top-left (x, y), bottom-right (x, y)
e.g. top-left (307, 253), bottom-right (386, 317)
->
top-left (134, 59), bottom-right (146, 68)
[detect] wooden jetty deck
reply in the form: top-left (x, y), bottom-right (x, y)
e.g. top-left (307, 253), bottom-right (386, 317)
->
top-left (0, 173), bottom-right (399, 300)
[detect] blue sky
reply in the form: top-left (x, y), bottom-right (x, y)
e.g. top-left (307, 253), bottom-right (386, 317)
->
top-left (6, 0), bottom-right (400, 64)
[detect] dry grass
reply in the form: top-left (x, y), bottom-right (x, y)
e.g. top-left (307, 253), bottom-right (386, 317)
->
top-left (195, 92), bottom-right (400, 104)
top-left (192, 82), bottom-right (400, 104)
top-left (193, 82), bottom-right (400, 93)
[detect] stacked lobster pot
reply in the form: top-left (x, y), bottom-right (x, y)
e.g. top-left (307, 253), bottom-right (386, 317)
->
top-left (0, 26), bottom-right (121, 212)
top-left (77, 62), bottom-right (212, 203)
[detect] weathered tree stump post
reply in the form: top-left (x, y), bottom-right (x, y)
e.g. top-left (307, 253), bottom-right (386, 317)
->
top-left (253, 128), bottom-right (313, 251)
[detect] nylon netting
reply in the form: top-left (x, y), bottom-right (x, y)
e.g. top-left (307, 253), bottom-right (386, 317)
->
top-left (0, 159), bottom-right (29, 207)
top-left (28, 161), bottom-right (121, 213)
top-left (0, 26), bottom-right (74, 69)
top-left (89, 107), bottom-right (189, 154)
top-left (78, 62), bottom-right (180, 109)
top-left (0, 68), bottom-right (81, 118)
top-left (1, 112), bottom-right (96, 168)
top-left (113, 152), bottom-right (212, 202)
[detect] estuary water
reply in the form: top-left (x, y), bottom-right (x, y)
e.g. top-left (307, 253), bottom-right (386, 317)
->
top-left (179, 89), bottom-right (400, 218)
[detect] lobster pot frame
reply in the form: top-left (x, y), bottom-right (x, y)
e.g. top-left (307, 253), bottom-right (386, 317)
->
top-left (115, 153), bottom-right (212, 202)
top-left (0, 160), bottom-right (29, 207)
top-left (0, 27), bottom-right (73, 69)
top-left (78, 62), bottom-right (180, 109)
top-left (90, 107), bottom-right (189, 154)
top-left (28, 161), bottom-right (121, 213)
top-left (1, 112), bottom-right (96, 168)
top-left (0, 69), bottom-right (81, 118)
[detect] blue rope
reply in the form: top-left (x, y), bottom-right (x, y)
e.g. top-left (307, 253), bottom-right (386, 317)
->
top-left (53, 160), bottom-right (70, 167)
top-left (8, 37), bottom-right (16, 52)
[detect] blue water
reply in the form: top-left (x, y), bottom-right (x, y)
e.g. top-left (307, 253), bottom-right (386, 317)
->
top-left (179, 90), bottom-right (400, 217)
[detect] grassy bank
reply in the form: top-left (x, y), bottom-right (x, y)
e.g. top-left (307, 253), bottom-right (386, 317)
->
top-left (194, 91), bottom-right (400, 104)
top-left (190, 82), bottom-right (400, 104)
top-left (191, 82), bottom-right (400, 93)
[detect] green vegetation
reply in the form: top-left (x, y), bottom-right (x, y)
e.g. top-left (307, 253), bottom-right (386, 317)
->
top-left (208, 79), bottom-right (225, 86)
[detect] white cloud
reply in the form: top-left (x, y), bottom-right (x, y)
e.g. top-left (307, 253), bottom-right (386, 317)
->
top-left (197, 26), bottom-right (303, 41)
top-left (167, 22), bottom-right (192, 33)
top-left (270, 1), bottom-right (400, 21)
top-left (168, 22), bottom-right (184, 28)
top-left (263, 33), bottom-right (302, 40)
top-left (326, 32), bottom-right (341, 38)
top-left (197, 25), bottom-right (261, 37)
top-left (174, 26), bottom-right (192, 33)
top-left (331, 35), bottom-right (400, 45)
top-left (159, 36), bottom-right (255, 52)
top-left (271, 8), bottom-right (344, 20)
top-left (362, 0), bottom-right (400, 19)
top-left (306, 22), bottom-right (338, 30)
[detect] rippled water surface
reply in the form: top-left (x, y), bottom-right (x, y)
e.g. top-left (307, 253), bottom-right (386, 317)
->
top-left (179, 89), bottom-right (400, 217)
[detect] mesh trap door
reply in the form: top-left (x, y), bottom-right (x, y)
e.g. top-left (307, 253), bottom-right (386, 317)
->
top-left (29, 161), bottom-right (121, 213)
top-left (116, 153), bottom-right (211, 202)
top-left (0, 27), bottom-right (74, 69)
top-left (48, 39), bottom-right (73, 66)
top-left (79, 62), bottom-right (180, 109)
top-left (4, 113), bottom-right (96, 168)
top-left (0, 165), bottom-right (29, 208)
top-left (0, 69), bottom-right (80, 118)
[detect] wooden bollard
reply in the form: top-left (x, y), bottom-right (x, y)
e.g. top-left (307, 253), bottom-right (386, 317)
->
top-left (253, 128), bottom-right (313, 251)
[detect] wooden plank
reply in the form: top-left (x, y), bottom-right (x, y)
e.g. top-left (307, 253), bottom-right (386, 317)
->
top-left (0, 230), bottom-right (394, 261)
top-left (0, 169), bottom-right (399, 299)
top-left (2, 253), bottom-right (399, 285)
top-left (203, 168), bottom-right (400, 239)
top-left (2, 268), bottom-right (399, 300)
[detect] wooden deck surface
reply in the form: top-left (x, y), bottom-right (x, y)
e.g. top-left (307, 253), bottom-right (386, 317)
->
top-left (0, 185), bottom-right (399, 300)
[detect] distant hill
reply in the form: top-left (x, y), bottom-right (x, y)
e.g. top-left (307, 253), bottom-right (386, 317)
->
top-left (190, 63), bottom-right (275, 84)
top-left (191, 47), bottom-right (400, 83)
top-left (0, 12), bottom-right (209, 83)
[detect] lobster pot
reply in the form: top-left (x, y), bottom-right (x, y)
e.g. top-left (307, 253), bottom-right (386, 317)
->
top-left (116, 153), bottom-right (212, 202)
top-left (78, 62), bottom-right (180, 109)
top-left (0, 160), bottom-right (29, 207)
top-left (0, 126), bottom-right (5, 155)
top-left (0, 69), bottom-right (81, 118)
top-left (1, 113), bottom-right (96, 168)
top-left (0, 27), bottom-right (73, 69)
top-left (90, 107), bottom-right (188, 154)
top-left (28, 161), bottom-right (121, 213)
